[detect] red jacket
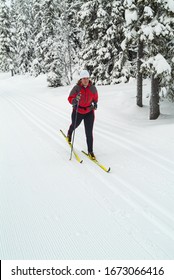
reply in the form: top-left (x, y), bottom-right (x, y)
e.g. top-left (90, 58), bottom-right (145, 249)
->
top-left (68, 81), bottom-right (98, 114)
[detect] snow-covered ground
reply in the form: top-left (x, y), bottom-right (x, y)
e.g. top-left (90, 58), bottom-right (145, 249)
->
top-left (0, 73), bottom-right (174, 260)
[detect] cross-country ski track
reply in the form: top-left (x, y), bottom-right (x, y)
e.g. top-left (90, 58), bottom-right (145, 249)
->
top-left (0, 74), bottom-right (174, 259)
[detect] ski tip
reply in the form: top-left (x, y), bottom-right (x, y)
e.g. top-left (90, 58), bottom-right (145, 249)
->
top-left (107, 167), bottom-right (111, 173)
top-left (80, 160), bottom-right (83, 163)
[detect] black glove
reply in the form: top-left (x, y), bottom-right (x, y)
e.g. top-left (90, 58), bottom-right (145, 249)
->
top-left (90, 102), bottom-right (97, 110)
top-left (93, 102), bottom-right (97, 110)
top-left (72, 93), bottom-right (81, 107)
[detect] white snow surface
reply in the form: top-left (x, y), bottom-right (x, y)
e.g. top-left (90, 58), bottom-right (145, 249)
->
top-left (153, 54), bottom-right (171, 75)
top-left (166, 0), bottom-right (174, 12)
top-left (0, 73), bottom-right (174, 260)
top-left (125, 9), bottom-right (138, 25)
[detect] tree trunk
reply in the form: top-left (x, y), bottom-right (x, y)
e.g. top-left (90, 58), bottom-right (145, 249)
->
top-left (67, 34), bottom-right (73, 82)
top-left (136, 38), bottom-right (143, 107)
top-left (150, 74), bottom-right (160, 120)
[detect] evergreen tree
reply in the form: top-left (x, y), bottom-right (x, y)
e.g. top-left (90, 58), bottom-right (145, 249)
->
top-left (41, 0), bottom-right (55, 74)
top-left (10, 0), bottom-right (34, 74)
top-left (78, 0), bottom-right (125, 85)
top-left (123, 0), bottom-right (148, 107)
top-left (59, 0), bottom-right (82, 83)
top-left (0, 0), bottom-right (11, 71)
top-left (167, 40), bottom-right (174, 101)
top-left (9, 0), bottom-right (18, 74)
top-left (40, 0), bottom-right (63, 86)
top-left (123, 0), bottom-right (174, 119)
top-left (109, 1), bottom-right (128, 84)
top-left (31, 0), bottom-right (44, 76)
top-left (164, 2), bottom-right (174, 101)
top-left (141, 0), bottom-right (173, 119)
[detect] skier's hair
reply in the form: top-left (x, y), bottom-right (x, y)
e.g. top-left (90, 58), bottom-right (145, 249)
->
top-left (77, 79), bottom-right (92, 85)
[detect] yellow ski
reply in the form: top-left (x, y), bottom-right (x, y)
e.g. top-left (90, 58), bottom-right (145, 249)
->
top-left (82, 151), bottom-right (111, 173)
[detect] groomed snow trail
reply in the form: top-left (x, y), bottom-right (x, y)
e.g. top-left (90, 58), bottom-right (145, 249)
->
top-left (0, 74), bottom-right (174, 259)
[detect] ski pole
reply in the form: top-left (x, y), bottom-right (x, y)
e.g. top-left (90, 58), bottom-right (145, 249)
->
top-left (69, 94), bottom-right (80, 160)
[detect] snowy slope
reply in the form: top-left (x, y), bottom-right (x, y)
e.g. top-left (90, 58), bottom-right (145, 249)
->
top-left (0, 73), bottom-right (174, 260)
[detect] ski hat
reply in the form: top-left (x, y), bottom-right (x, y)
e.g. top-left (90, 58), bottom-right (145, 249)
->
top-left (80, 70), bottom-right (90, 79)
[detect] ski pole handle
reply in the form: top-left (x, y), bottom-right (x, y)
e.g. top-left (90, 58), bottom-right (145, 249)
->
top-left (76, 93), bottom-right (81, 102)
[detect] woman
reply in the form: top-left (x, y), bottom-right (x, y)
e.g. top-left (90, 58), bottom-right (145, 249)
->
top-left (67, 70), bottom-right (98, 160)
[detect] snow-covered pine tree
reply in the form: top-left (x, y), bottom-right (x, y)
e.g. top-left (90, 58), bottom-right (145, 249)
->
top-left (9, 0), bottom-right (18, 74)
top-left (140, 0), bottom-right (174, 119)
top-left (10, 0), bottom-right (34, 74)
top-left (123, 0), bottom-right (174, 119)
top-left (0, 0), bottom-right (11, 72)
top-left (40, 0), bottom-right (63, 86)
top-left (78, 0), bottom-right (125, 85)
top-left (164, 1), bottom-right (174, 102)
top-left (59, 0), bottom-right (82, 83)
top-left (167, 39), bottom-right (174, 101)
top-left (30, 0), bottom-right (44, 76)
top-left (123, 0), bottom-right (149, 107)
top-left (109, 1), bottom-right (128, 84)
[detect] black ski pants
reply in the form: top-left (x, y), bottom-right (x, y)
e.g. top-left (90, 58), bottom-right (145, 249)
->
top-left (68, 110), bottom-right (95, 153)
